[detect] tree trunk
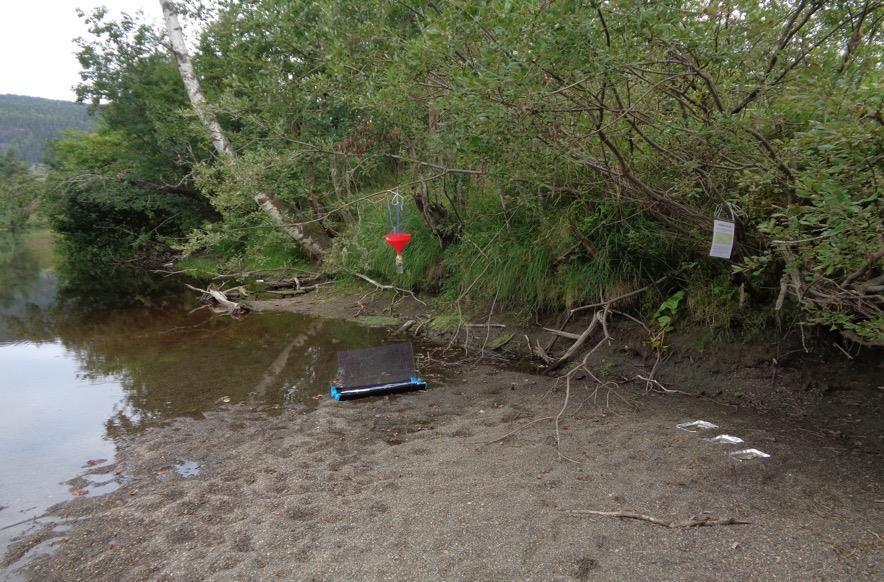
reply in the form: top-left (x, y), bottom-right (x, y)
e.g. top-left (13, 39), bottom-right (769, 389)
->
top-left (159, 1), bottom-right (330, 260)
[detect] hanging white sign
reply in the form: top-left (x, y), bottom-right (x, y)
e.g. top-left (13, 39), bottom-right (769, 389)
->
top-left (709, 219), bottom-right (735, 259)
top-left (709, 202), bottom-right (738, 260)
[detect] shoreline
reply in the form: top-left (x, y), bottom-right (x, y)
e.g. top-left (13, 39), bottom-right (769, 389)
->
top-left (2, 289), bottom-right (882, 580)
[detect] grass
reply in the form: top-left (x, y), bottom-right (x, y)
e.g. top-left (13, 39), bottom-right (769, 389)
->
top-left (333, 200), bottom-right (444, 290)
top-left (171, 183), bottom-right (756, 337)
top-left (441, 192), bottom-right (676, 313)
top-left (427, 314), bottom-right (461, 333)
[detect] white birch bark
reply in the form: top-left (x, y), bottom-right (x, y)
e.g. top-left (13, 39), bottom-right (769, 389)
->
top-left (159, 1), bottom-right (330, 259)
top-left (160, 2), bottom-right (234, 160)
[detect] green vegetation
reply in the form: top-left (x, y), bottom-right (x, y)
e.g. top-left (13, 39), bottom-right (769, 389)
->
top-left (0, 94), bottom-right (94, 165)
top-left (0, 150), bottom-right (41, 232)
top-left (37, 1), bottom-right (883, 345)
top-left (40, 9), bottom-right (217, 277)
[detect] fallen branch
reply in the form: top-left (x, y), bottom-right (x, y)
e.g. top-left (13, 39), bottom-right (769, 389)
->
top-left (545, 311), bottom-right (573, 353)
top-left (266, 289), bottom-right (306, 296)
top-left (351, 272), bottom-right (427, 306)
top-left (570, 275), bottom-right (669, 314)
top-left (496, 312), bottom-right (627, 459)
top-left (412, 317), bottom-right (431, 336)
top-left (263, 272), bottom-right (324, 290)
top-left (564, 510), bottom-right (750, 529)
top-left (543, 327), bottom-right (581, 340)
top-left (395, 320), bottom-right (416, 334)
top-left (222, 285), bottom-right (249, 299)
top-left (264, 281), bottom-right (333, 296)
top-left (185, 283), bottom-right (247, 315)
top-left (637, 349), bottom-right (699, 396)
top-left (481, 415), bottom-right (557, 445)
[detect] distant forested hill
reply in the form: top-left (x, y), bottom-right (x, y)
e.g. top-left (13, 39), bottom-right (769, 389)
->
top-left (0, 95), bottom-right (95, 165)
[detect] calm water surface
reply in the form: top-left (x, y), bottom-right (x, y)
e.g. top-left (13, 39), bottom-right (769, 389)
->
top-left (0, 231), bottom-right (392, 569)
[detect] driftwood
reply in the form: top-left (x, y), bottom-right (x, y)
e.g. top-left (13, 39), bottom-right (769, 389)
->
top-left (564, 510), bottom-right (750, 529)
top-left (222, 286), bottom-right (249, 299)
top-left (266, 289), bottom-right (304, 296)
top-left (185, 284), bottom-right (247, 315)
top-left (265, 281), bottom-right (332, 296)
top-left (262, 272), bottom-right (324, 290)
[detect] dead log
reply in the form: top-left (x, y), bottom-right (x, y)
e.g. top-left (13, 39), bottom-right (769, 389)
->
top-left (185, 284), bottom-right (247, 315)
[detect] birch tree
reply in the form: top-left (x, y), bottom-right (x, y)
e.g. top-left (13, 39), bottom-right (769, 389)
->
top-left (159, 0), bottom-right (330, 260)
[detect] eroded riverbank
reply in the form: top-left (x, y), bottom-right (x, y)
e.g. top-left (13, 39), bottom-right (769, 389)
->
top-left (1, 229), bottom-right (882, 580)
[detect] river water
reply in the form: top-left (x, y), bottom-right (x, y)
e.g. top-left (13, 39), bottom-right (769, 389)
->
top-left (0, 231), bottom-right (392, 566)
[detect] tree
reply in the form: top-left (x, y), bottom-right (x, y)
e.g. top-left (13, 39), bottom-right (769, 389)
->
top-left (158, 0), bottom-right (330, 260)
top-left (0, 150), bottom-right (39, 232)
top-left (46, 0), bottom-right (882, 343)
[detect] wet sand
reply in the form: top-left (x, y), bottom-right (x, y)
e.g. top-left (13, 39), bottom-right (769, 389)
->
top-left (2, 292), bottom-right (882, 581)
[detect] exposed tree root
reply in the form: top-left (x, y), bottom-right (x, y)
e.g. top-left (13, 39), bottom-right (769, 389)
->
top-left (481, 416), bottom-right (557, 446)
top-left (351, 272), bottom-right (427, 306)
top-left (569, 275), bottom-right (670, 315)
top-left (546, 306), bottom-right (610, 372)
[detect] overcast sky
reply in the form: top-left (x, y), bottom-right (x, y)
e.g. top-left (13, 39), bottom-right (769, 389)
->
top-left (0, 1), bottom-right (163, 101)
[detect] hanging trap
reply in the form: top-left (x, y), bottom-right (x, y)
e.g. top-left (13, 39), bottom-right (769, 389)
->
top-left (384, 190), bottom-right (412, 273)
top-left (330, 342), bottom-right (427, 401)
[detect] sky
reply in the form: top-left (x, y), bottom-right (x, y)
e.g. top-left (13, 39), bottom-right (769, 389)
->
top-left (0, 1), bottom-right (163, 101)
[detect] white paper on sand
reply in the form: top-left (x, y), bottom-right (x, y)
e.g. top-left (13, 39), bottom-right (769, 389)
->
top-left (729, 448), bottom-right (771, 460)
top-left (705, 434), bottom-right (745, 445)
top-left (676, 420), bottom-right (719, 432)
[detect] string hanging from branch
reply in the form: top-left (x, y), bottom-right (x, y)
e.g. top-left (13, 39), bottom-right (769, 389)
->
top-left (384, 189), bottom-right (412, 274)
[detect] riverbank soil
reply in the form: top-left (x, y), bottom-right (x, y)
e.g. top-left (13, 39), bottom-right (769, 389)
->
top-left (4, 292), bottom-right (882, 581)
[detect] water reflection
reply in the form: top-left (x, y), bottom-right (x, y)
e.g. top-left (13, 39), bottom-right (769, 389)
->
top-left (0, 341), bottom-right (120, 532)
top-left (0, 230), bottom-right (394, 560)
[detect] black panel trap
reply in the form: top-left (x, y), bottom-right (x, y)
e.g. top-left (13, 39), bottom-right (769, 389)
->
top-left (330, 342), bottom-right (427, 401)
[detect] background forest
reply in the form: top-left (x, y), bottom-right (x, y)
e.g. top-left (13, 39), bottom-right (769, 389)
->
top-left (0, 95), bottom-right (94, 165)
top-left (34, 0), bottom-right (883, 345)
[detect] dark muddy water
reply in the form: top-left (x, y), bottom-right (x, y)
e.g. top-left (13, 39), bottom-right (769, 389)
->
top-left (0, 231), bottom-right (394, 567)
